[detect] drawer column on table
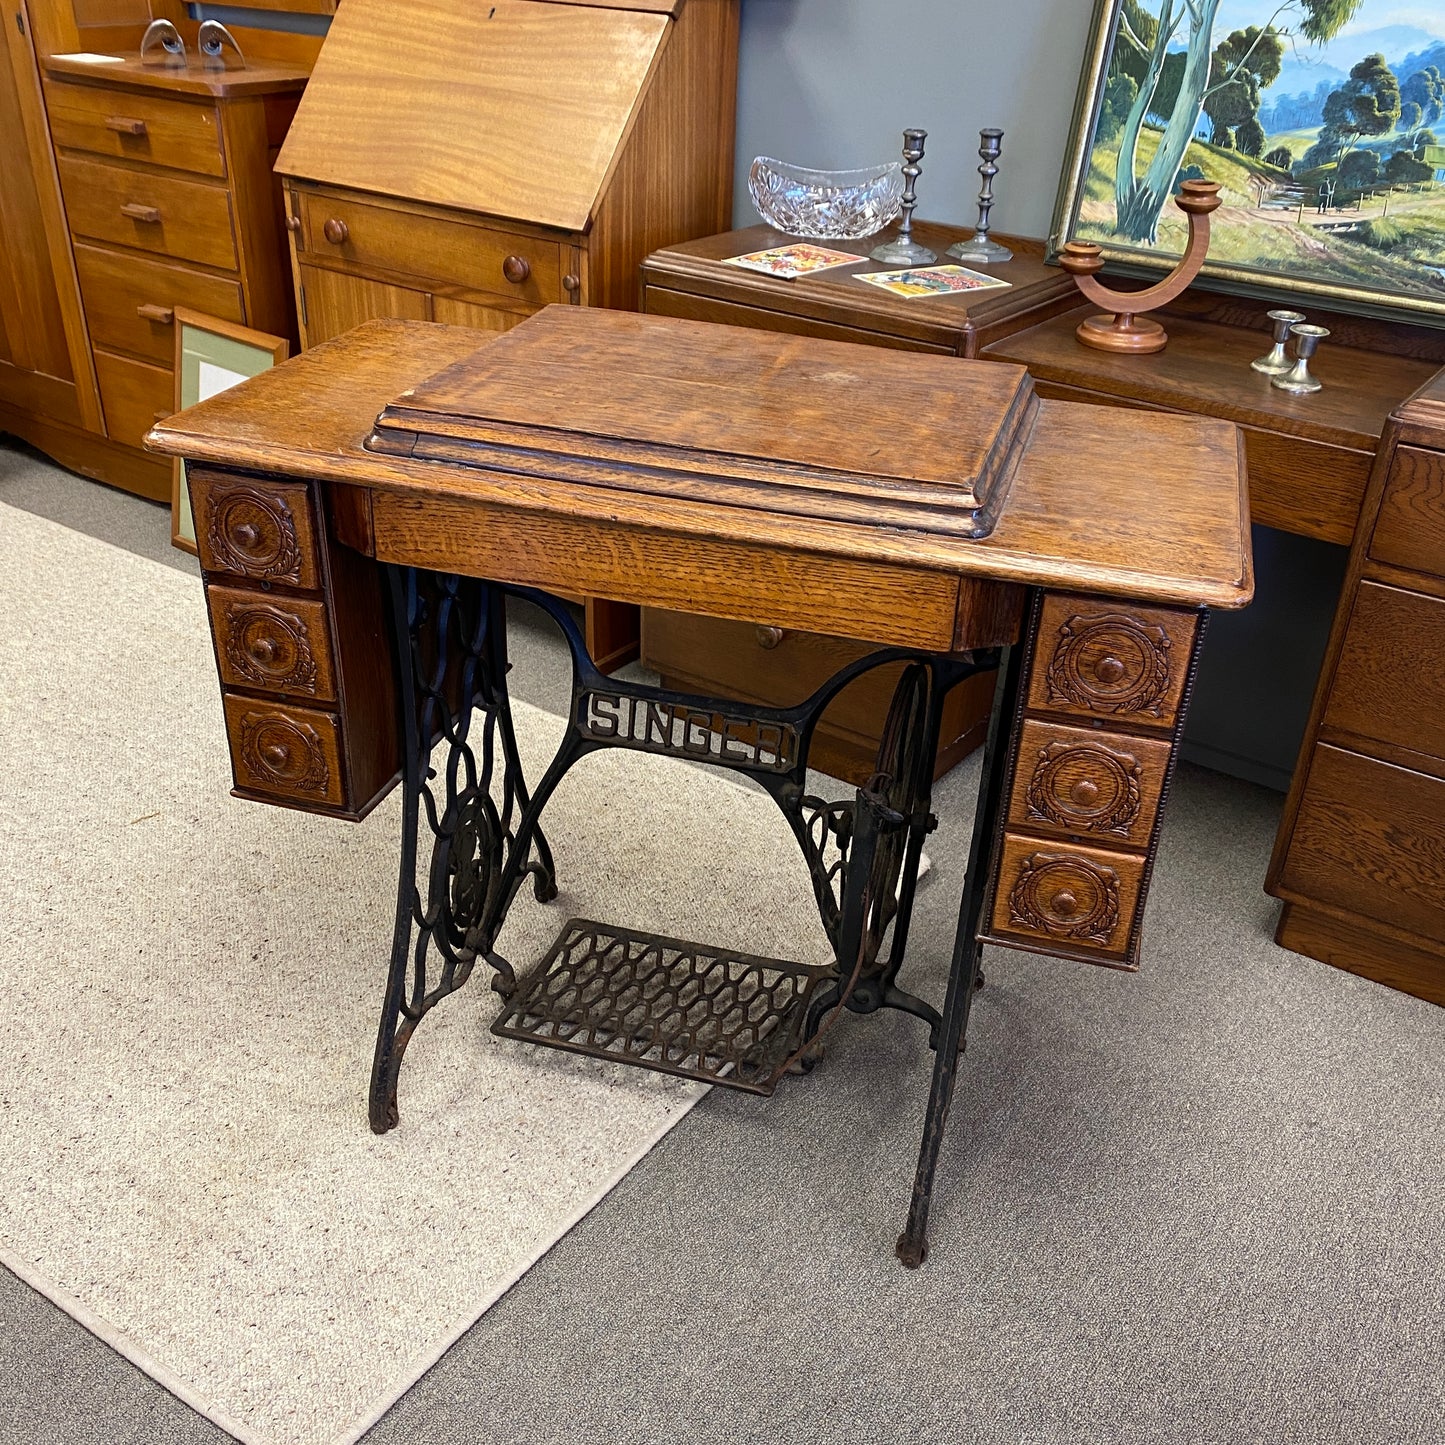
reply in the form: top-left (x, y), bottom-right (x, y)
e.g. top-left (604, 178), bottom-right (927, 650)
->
top-left (188, 467), bottom-right (400, 820)
top-left (981, 591), bottom-right (1207, 970)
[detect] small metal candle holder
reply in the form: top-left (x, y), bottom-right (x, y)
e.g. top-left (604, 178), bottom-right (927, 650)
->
top-left (1251, 309), bottom-right (1307, 374)
top-left (870, 129), bottom-right (937, 267)
top-left (948, 129), bottom-right (1013, 265)
top-left (1271, 324), bottom-right (1329, 395)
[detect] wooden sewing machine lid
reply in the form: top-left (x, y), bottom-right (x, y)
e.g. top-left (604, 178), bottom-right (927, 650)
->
top-left (275, 0), bottom-right (670, 231)
top-left (365, 307), bottom-right (1037, 540)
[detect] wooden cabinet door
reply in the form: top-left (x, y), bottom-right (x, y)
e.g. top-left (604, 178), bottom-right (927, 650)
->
top-left (296, 263), bottom-right (428, 347)
top-left (0, 3), bottom-right (97, 428)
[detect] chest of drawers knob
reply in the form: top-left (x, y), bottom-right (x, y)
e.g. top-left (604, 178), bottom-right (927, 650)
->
top-left (1093, 654), bottom-right (1126, 684)
top-left (121, 202), bottom-right (162, 224)
top-left (136, 302), bottom-right (174, 324)
top-left (105, 115), bottom-right (148, 136)
top-left (503, 254), bottom-right (531, 284)
top-left (563, 272), bottom-right (581, 294)
top-left (755, 625), bottom-right (784, 649)
top-left (322, 217), bottom-right (349, 245)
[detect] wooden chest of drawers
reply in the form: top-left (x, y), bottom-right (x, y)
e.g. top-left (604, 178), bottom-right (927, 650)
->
top-left (42, 53), bottom-right (308, 502)
top-left (981, 592), bottom-right (1206, 969)
top-left (1267, 376), bottom-right (1445, 1004)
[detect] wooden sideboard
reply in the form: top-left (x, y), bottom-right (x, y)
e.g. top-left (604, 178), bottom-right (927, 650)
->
top-left (638, 222), bottom-right (1080, 781)
top-left (1265, 374), bottom-right (1445, 1005)
top-left (982, 294), bottom-right (1445, 1005)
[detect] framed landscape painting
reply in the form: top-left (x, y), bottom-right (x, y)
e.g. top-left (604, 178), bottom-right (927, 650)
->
top-left (1051, 0), bottom-right (1445, 323)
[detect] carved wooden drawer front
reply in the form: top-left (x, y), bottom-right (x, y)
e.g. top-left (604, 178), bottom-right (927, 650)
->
top-left (190, 473), bottom-right (320, 589)
top-left (1007, 718), bottom-right (1172, 848)
top-left (222, 695), bottom-right (345, 807)
top-left (208, 585), bottom-right (336, 702)
top-left (988, 835), bottom-right (1146, 966)
top-left (1369, 445), bottom-right (1445, 579)
top-left (1026, 593), bottom-right (1197, 730)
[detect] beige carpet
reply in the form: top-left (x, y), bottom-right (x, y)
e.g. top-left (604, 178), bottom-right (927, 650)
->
top-left (0, 505), bottom-right (832, 1444)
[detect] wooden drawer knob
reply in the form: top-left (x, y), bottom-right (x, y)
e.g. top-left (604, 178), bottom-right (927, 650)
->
top-left (755, 625), bottom-right (785, 649)
top-left (503, 254), bottom-right (531, 284)
top-left (1051, 889), bottom-right (1080, 917)
top-left (233, 521), bottom-right (261, 550)
top-left (322, 217), bottom-right (349, 245)
top-left (105, 115), bottom-right (148, 136)
top-left (1094, 655), bottom-right (1127, 684)
top-left (248, 636), bottom-right (280, 665)
top-left (563, 272), bottom-right (581, 294)
top-left (121, 202), bottom-right (161, 224)
top-left (261, 740), bottom-right (290, 769)
top-left (136, 303), bottom-right (174, 324)
top-left (1070, 778), bottom-right (1100, 806)
top-left (285, 214), bottom-right (302, 233)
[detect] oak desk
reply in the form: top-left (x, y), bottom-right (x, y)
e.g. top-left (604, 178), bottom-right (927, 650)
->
top-left (147, 309), bottom-right (1252, 1265)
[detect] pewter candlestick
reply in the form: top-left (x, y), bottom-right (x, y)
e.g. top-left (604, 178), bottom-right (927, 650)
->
top-left (1251, 309), bottom-right (1306, 374)
top-left (1271, 323), bottom-right (1329, 394)
top-left (948, 128), bottom-right (1013, 264)
top-left (871, 129), bottom-right (937, 266)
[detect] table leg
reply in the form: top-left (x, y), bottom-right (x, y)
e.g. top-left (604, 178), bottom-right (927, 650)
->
top-left (895, 634), bottom-right (1025, 1268)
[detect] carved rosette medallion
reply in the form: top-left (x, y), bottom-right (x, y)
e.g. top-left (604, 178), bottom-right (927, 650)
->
top-left (208, 487), bottom-right (302, 581)
top-left (239, 712), bottom-right (329, 794)
top-left (1045, 612), bottom-right (1171, 716)
top-left (1025, 739), bottom-right (1142, 836)
top-left (1008, 851), bottom-right (1120, 946)
top-left (224, 603), bottom-right (318, 692)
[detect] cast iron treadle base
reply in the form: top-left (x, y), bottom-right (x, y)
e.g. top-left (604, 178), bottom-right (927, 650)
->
top-left (491, 919), bottom-right (835, 1094)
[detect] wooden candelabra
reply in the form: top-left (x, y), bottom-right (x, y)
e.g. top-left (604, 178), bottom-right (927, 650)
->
top-left (1059, 180), bottom-right (1222, 354)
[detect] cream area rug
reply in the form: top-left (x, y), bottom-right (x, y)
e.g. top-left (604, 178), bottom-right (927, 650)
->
top-left (0, 504), bottom-right (831, 1445)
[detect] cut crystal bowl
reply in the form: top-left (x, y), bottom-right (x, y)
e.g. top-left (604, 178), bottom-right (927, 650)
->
top-left (748, 156), bottom-right (904, 240)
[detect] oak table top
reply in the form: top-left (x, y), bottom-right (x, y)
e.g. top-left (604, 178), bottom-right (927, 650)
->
top-left (147, 313), bottom-right (1254, 635)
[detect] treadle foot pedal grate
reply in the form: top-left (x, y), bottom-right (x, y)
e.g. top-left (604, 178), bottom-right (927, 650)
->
top-left (491, 918), bottom-right (835, 1094)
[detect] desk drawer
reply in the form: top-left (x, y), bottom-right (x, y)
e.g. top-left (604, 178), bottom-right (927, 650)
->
top-left (190, 471), bottom-right (321, 590)
top-left (1005, 718), bottom-right (1172, 849)
top-left (209, 585), bottom-right (337, 703)
top-left (94, 348), bottom-right (172, 451)
top-left (1323, 582), bottom-right (1445, 763)
top-left (75, 245), bottom-right (244, 366)
top-left (296, 189), bottom-right (562, 305)
top-left (1025, 593), bottom-right (1198, 731)
top-left (1371, 445), bottom-right (1445, 579)
top-left (984, 835), bottom-right (1147, 968)
top-left (1277, 745), bottom-right (1445, 946)
top-left (222, 694), bottom-right (345, 808)
top-left (46, 80), bottom-right (224, 177)
top-left (59, 154), bottom-right (237, 271)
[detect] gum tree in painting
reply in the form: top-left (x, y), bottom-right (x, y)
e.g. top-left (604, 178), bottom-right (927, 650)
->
top-left (1113, 0), bottom-right (1363, 241)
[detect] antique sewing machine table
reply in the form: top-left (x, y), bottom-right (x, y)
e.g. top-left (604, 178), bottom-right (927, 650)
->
top-left (147, 309), bottom-right (1253, 1267)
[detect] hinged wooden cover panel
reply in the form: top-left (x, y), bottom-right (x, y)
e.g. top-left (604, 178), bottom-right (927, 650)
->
top-left (275, 0), bottom-right (668, 232)
top-left (366, 307), bottom-right (1036, 538)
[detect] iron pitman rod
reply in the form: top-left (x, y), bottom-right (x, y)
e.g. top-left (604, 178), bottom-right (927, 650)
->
top-left (372, 562), bottom-right (1034, 1265)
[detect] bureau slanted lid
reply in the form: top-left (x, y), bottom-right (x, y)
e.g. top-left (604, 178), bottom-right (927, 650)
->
top-left (275, 0), bottom-right (668, 232)
top-left (365, 307), bottom-right (1037, 540)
